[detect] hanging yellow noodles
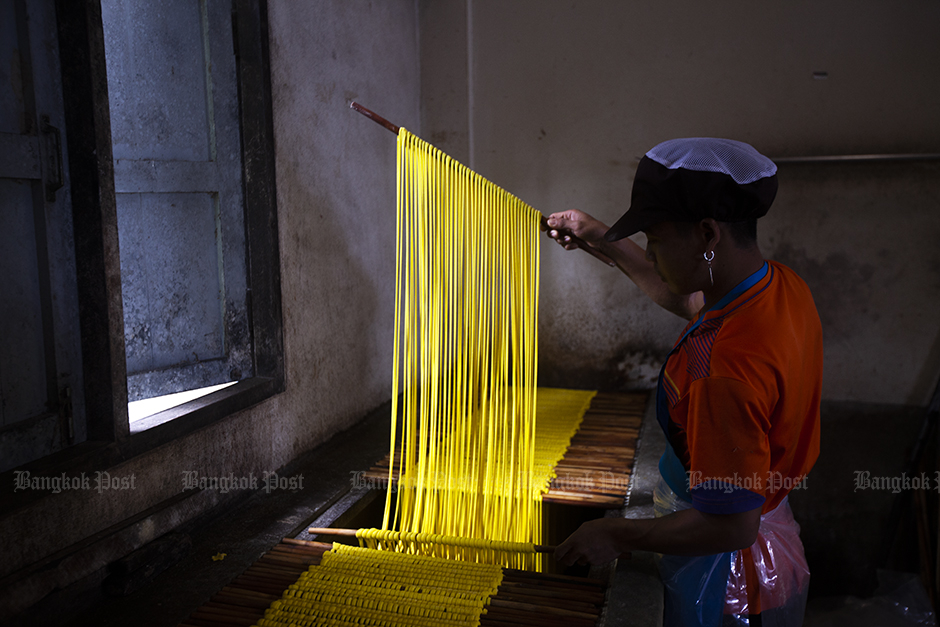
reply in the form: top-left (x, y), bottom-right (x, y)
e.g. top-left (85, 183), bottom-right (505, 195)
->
top-left (250, 128), bottom-right (603, 627)
top-left (239, 105), bottom-right (613, 627)
top-left (384, 128), bottom-right (541, 568)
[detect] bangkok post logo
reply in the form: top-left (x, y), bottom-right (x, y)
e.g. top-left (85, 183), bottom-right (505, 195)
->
top-left (181, 470), bottom-right (304, 494)
top-left (854, 470), bottom-right (934, 494)
top-left (14, 470), bottom-right (136, 494)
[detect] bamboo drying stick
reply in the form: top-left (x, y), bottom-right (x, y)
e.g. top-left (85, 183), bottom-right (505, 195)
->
top-left (349, 101), bottom-right (616, 267)
top-left (307, 527), bottom-right (557, 554)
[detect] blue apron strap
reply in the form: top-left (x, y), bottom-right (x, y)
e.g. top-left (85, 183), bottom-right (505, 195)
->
top-left (655, 261), bottom-right (770, 492)
top-left (656, 366), bottom-right (693, 502)
top-left (659, 440), bottom-right (692, 502)
top-left (654, 262), bottom-right (770, 626)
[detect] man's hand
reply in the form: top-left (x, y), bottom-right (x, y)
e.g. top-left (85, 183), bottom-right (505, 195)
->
top-left (545, 210), bottom-right (610, 250)
top-left (554, 518), bottom-right (631, 566)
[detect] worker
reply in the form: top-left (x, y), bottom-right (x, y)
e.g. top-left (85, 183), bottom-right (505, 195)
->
top-left (548, 138), bottom-right (822, 627)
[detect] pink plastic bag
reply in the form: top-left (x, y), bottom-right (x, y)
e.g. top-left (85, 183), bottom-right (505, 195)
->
top-left (724, 494), bottom-right (810, 625)
top-left (654, 477), bottom-right (811, 626)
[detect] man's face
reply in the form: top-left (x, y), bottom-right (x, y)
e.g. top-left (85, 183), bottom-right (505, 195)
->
top-left (642, 221), bottom-right (702, 295)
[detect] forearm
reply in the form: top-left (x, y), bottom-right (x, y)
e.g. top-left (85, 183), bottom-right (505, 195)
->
top-left (555, 506), bottom-right (761, 565)
top-left (593, 238), bottom-right (702, 321)
top-left (618, 508), bottom-right (760, 556)
top-left (546, 211), bottom-right (702, 320)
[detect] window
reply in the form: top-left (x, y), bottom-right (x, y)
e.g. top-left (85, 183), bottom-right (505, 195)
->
top-left (0, 0), bottom-right (282, 473)
top-left (101, 0), bottom-right (254, 420)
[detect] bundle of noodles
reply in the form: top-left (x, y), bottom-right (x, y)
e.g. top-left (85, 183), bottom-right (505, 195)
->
top-left (383, 129), bottom-right (542, 569)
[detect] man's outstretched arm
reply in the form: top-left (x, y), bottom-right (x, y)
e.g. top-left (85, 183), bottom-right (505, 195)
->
top-left (545, 209), bottom-right (703, 320)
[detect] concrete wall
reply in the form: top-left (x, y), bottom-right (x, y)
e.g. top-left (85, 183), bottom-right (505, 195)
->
top-left (268, 0), bottom-right (419, 444)
top-left (421, 0), bottom-right (940, 405)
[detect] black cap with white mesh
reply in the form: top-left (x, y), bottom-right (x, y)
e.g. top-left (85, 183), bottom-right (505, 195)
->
top-left (604, 138), bottom-right (778, 241)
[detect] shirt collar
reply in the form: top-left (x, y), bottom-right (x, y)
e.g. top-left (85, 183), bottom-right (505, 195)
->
top-left (679, 261), bottom-right (770, 345)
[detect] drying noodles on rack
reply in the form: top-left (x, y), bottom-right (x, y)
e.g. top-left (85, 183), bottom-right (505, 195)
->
top-left (381, 129), bottom-right (594, 569)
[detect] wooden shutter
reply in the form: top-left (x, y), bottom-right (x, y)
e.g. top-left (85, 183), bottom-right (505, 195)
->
top-left (0, 0), bottom-right (85, 470)
top-left (101, 0), bottom-right (252, 401)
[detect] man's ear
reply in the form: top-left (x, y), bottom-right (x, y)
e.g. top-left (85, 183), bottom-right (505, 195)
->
top-left (698, 218), bottom-right (721, 252)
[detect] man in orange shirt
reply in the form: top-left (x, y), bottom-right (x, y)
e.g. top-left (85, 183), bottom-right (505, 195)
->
top-left (548, 138), bottom-right (822, 627)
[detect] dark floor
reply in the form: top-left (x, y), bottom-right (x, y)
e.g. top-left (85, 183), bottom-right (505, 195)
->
top-left (20, 397), bottom-right (666, 627)
top-left (18, 403), bottom-right (392, 627)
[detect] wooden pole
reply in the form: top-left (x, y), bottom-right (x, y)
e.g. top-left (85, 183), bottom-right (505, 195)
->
top-left (349, 101), bottom-right (616, 267)
top-left (350, 101), bottom-right (400, 134)
top-left (306, 526), bottom-right (557, 553)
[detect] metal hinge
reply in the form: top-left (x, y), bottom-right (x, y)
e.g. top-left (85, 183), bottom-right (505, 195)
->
top-left (41, 114), bottom-right (63, 202)
top-left (59, 386), bottom-right (74, 444)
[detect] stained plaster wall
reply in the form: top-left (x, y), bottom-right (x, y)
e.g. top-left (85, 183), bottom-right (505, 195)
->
top-left (0, 0), bottom-right (419, 608)
top-left (267, 0), bottom-right (419, 444)
top-left (421, 0), bottom-right (940, 407)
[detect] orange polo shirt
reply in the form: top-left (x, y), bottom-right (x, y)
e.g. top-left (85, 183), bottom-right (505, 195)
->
top-left (661, 260), bottom-right (823, 515)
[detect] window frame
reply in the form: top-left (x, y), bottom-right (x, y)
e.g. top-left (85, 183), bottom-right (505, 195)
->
top-left (54, 0), bottom-right (283, 461)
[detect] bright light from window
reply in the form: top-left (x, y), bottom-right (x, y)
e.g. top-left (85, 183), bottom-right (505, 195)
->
top-left (128, 381), bottom-right (238, 423)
